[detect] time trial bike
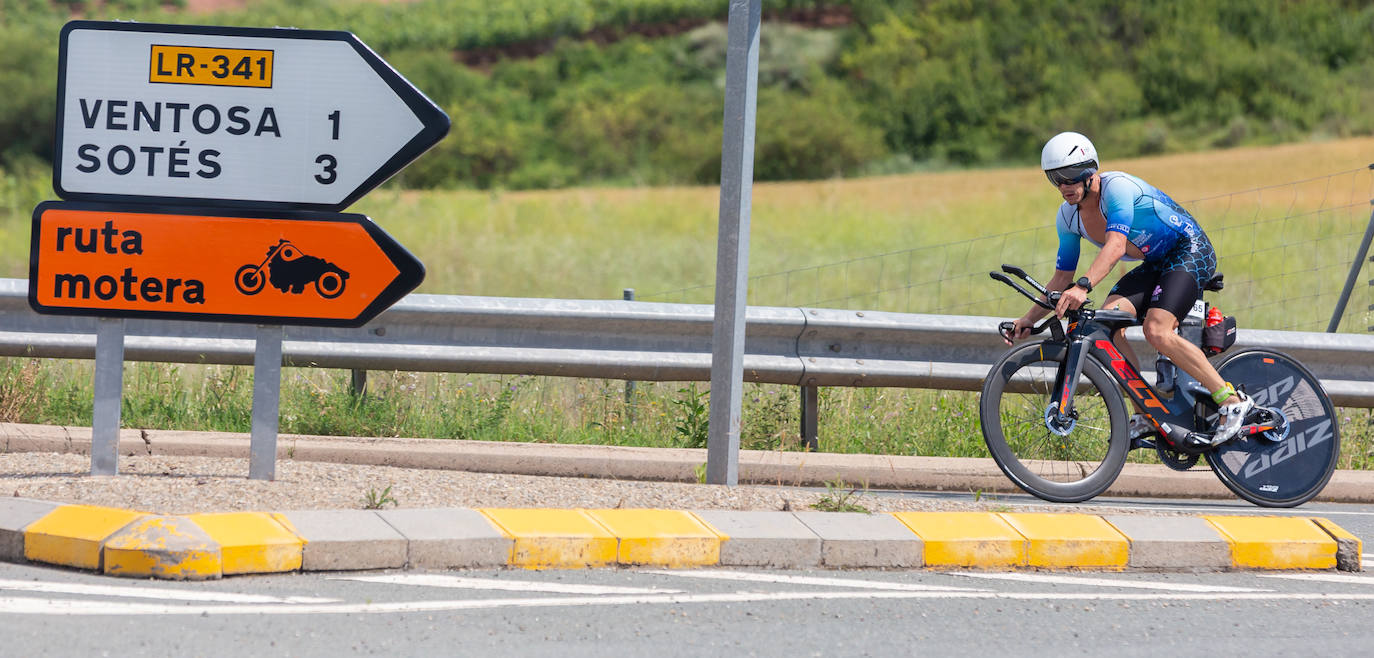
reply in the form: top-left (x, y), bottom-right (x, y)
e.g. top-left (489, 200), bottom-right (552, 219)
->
top-left (979, 264), bottom-right (1339, 507)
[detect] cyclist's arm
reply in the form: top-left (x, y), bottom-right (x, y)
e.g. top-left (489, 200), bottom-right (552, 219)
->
top-left (1079, 231), bottom-right (1127, 290)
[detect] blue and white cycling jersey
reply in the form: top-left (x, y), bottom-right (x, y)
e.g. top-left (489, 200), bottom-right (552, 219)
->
top-left (1054, 171), bottom-right (1203, 271)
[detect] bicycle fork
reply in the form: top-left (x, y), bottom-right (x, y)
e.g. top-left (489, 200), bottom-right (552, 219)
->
top-left (1047, 335), bottom-right (1218, 450)
top-left (1046, 337), bottom-right (1093, 436)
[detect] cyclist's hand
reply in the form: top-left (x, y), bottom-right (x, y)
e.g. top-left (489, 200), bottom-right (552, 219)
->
top-left (1055, 285), bottom-right (1087, 317)
top-left (1002, 318), bottom-right (1034, 345)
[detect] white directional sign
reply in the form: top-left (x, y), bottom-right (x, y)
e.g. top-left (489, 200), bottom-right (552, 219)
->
top-left (54, 21), bottom-right (450, 211)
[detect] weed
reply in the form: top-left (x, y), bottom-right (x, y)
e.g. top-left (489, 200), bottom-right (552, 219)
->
top-left (0, 358), bottom-right (42, 422)
top-left (809, 477), bottom-right (871, 514)
top-left (361, 484), bottom-right (398, 510)
top-left (693, 462), bottom-right (707, 484)
top-left (671, 383), bottom-right (709, 449)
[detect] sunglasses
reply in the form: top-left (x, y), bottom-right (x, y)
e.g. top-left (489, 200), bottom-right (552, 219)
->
top-left (1045, 164), bottom-right (1097, 186)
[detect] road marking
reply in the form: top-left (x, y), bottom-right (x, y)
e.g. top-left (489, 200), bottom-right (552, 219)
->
top-left (0, 579), bottom-right (336, 604)
top-left (641, 569), bottom-right (984, 592)
top-left (3, 590), bottom-right (1374, 616)
top-left (1259, 573), bottom-right (1374, 586)
top-left (947, 572), bottom-right (1271, 592)
top-left (1090, 504), bottom-right (1374, 518)
top-left (331, 574), bottom-right (683, 595)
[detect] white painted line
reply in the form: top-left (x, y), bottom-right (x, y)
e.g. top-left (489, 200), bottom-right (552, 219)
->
top-left (0, 579), bottom-right (336, 604)
top-left (1089, 503), bottom-right (1374, 518)
top-left (642, 569), bottom-right (983, 592)
top-left (1260, 573), bottom-right (1374, 586)
top-left (947, 572), bottom-right (1271, 593)
top-left (331, 574), bottom-right (682, 595)
top-left (4, 590), bottom-right (1374, 616)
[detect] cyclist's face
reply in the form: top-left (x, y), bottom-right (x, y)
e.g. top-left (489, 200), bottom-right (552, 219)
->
top-left (1056, 175), bottom-right (1094, 204)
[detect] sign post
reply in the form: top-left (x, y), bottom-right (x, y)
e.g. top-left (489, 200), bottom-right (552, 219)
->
top-left (35, 20), bottom-right (449, 478)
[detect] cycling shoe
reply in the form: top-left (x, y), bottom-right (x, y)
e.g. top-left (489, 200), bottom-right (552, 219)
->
top-left (1210, 391), bottom-right (1256, 445)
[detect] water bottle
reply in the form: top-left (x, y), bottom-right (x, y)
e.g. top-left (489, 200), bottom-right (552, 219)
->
top-left (1203, 306), bottom-right (1224, 355)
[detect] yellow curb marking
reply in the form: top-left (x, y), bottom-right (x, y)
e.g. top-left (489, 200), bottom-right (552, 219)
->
top-left (585, 509), bottom-right (721, 567)
top-left (479, 508), bottom-right (617, 569)
top-left (188, 512), bottom-right (304, 575)
top-left (890, 512), bottom-right (1025, 568)
top-left (103, 515), bottom-right (221, 580)
top-left (1310, 517), bottom-right (1362, 553)
top-left (998, 513), bottom-right (1129, 569)
top-left (1204, 515), bottom-right (1336, 570)
top-left (24, 505), bottom-right (146, 571)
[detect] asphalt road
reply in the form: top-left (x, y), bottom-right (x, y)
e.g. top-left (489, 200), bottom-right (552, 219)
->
top-left (1, 494), bottom-right (1370, 657)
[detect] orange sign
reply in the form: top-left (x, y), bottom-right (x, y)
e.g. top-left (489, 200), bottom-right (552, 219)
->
top-left (28, 201), bottom-right (423, 327)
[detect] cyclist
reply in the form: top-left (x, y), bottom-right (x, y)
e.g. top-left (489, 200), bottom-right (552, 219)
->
top-left (1003, 131), bottom-right (1252, 447)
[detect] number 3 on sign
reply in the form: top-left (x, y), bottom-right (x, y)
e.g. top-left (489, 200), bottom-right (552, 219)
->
top-left (315, 154), bottom-right (337, 184)
top-left (315, 110), bottom-right (341, 184)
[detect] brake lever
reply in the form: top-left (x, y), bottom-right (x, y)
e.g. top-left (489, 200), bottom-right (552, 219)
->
top-left (999, 316), bottom-right (1062, 342)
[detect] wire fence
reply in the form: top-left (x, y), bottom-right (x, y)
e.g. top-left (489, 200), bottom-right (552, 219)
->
top-left (641, 166), bottom-right (1374, 332)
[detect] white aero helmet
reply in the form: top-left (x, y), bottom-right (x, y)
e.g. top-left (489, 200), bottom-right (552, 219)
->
top-left (1041, 131), bottom-right (1098, 186)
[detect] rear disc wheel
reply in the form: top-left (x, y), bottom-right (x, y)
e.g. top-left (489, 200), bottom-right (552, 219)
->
top-left (1206, 349), bottom-right (1339, 507)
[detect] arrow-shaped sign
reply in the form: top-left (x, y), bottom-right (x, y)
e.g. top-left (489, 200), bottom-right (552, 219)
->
top-left (53, 21), bottom-right (450, 211)
top-left (29, 201), bottom-right (424, 327)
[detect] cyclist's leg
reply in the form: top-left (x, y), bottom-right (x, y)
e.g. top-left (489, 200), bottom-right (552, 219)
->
top-left (1138, 235), bottom-right (1252, 439)
top-left (1104, 264), bottom-right (1156, 372)
top-left (1104, 271), bottom-right (1150, 426)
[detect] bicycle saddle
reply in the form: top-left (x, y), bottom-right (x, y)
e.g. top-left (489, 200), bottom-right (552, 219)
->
top-left (1204, 273), bottom-right (1224, 292)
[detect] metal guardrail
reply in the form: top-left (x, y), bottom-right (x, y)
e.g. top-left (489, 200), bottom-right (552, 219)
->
top-left (4, 277), bottom-right (1374, 406)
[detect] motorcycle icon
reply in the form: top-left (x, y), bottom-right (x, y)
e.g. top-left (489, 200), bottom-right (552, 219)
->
top-left (234, 239), bottom-right (349, 299)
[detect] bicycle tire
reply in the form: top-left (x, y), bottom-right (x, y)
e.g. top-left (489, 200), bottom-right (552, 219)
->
top-left (1206, 348), bottom-right (1340, 507)
top-left (979, 340), bottom-right (1130, 503)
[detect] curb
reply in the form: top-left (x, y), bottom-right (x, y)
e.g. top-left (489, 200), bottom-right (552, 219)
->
top-left (0, 498), bottom-right (1362, 580)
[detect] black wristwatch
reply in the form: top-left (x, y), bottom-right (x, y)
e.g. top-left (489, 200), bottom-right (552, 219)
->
top-left (1074, 276), bottom-right (1093, 293)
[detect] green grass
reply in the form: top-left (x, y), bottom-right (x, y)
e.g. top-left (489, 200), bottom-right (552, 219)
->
top-left (3, 139), bottom-right (1374, 468)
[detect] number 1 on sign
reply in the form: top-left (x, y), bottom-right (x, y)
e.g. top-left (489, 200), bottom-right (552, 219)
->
top-left (328, 110), bottom-right (341, 140)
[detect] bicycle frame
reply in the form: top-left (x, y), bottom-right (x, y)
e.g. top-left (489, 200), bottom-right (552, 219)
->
top-left (1050, 311), bottom-right (1210, 442)
top-left (991, 265), bottom-right (1214, 448)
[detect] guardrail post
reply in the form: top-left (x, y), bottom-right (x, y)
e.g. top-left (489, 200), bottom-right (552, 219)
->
top-left (1328, 204), bottom-right (1374, 332)
top-left (800, 384), bottom-right (819, 451)
top-left (91, 317), bottom-right (124, 476)
top-left (623, 288), bottom-right (636, 422)
top-left (249, 324), bottom-right (283, 481)
top-left (350, 368), bottom-right (367, 397)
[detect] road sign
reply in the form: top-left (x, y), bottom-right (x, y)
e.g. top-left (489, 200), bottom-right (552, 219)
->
top-left (28, 201), bottom-right (424, 327)
top-left (53, 21), bottom-right (450, 211)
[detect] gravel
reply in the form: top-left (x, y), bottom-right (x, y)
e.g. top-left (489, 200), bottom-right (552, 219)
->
top-left (0, 452), bottom-right (1094, 516)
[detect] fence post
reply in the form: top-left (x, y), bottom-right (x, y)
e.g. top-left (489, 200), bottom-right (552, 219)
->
top-left (1328, 204), bottom-right (1374, 332)
top-left (249, 324), bottom-right (283, 481)
top-left (91, 317), bottom-right (124, 476)
top-left (623, 288), bottom-right (636, 422)
top-left (800, 384), bottom-right (818, 451)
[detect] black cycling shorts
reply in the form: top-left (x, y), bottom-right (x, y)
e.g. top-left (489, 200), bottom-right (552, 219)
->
top-left (1107, 232), bottom-right (1217, 321)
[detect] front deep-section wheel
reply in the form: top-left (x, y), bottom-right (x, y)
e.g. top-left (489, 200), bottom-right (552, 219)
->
top-left (979, 341), bottom-right (1130, 502)
top-left (1207, 348), bottom-right (1340, 507)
